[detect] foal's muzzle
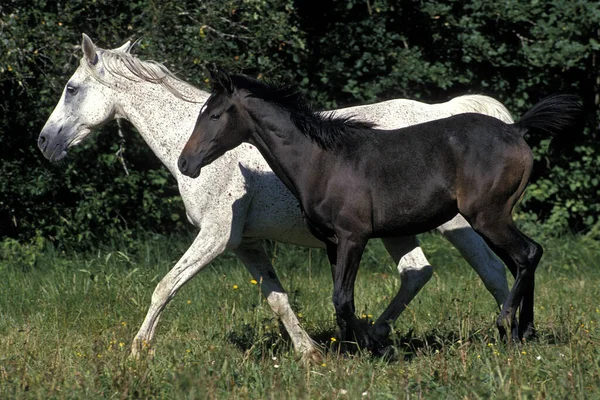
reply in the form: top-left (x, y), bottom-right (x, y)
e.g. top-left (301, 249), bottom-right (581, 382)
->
top-left (178, 154), bottom-right (203, 178)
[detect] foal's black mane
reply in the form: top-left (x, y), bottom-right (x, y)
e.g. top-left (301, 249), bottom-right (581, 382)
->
top-left (212, 72), bottom-right (376, 150)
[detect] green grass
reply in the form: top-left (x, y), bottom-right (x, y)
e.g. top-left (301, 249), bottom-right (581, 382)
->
top-left (1, 232), bottom-right (600, 399)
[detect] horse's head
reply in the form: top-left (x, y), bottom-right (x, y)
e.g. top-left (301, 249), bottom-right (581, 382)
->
top-left (178, 69), bottom-right (252, 178)
top-left (38, 33), bottom-right (131, 161)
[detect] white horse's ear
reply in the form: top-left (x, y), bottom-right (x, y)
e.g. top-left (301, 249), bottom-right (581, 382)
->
top-left (114, 40), bottom-right (132, 53)
top-left (82, 33), bottom-right (98, 65)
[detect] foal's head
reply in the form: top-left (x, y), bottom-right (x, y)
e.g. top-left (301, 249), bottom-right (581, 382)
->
top-left (178, 69), bottom-right (372, 178)
top-left (178, 70), bottom-right (268, 178)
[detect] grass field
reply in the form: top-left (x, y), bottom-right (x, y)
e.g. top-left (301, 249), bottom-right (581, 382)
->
top-left (1, 231), bottom-right (600, 399)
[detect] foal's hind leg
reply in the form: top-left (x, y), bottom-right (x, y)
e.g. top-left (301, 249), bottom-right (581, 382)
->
top-left (468, 215), bottom-right (542, 341)
top-left (368, 236), bottom-right (432, 343)
top-left (234, 239), bottom-right (322, 363)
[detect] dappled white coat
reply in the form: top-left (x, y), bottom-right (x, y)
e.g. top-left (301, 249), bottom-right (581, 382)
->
top-left (39, 34), bottom-right (513, 363)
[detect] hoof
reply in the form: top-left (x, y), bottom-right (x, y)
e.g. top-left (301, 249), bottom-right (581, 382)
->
top-left (130, 338), bottom-right (154, 359)
top-left (520, 323), bottom-right (537, 341)
top-left (496, 318), bottom-right (509, 342)
top-left (372, 344), bottom-right (398, 361)
top-left (510, 324), bottom-right (521, 343)
top-left (367, 322), bottom-right (391, 345)
top-left (301, 347), bottom-right (324, 365)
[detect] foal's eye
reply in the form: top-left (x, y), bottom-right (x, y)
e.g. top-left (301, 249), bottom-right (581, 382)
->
top-left (210, 114), bottom-right (221, 121)
top-left (66, 85), bottom-right (79, 95)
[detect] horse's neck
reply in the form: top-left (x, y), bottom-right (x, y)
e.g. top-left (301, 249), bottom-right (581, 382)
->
top-left (116, 79), bottom-right (210, 177)
top-left (248, 113), bottom-right (318, 200)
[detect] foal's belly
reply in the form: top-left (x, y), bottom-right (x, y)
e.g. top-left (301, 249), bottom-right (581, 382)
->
top-left (370, 186), bottom-right (459, 238)
top-left (373, 204), bottom-right (459, 237)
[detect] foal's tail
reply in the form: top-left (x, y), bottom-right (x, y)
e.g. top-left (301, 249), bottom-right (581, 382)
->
top-left (514, 95), bottom-right (584, 149)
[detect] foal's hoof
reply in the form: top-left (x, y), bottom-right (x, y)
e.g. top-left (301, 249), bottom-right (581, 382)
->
top-left (520, 323), bottom-right (537, 341)
top-left (367, 323), bottom-right (391, 344)
top-left (496, 324), bottom-right (507, 342)
top-left (371, 344), bottom-right (398, 361)
top-left (510, 325), bottom-right (521, 343)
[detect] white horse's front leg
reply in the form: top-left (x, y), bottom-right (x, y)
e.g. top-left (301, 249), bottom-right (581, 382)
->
top-left (369, 236), bottom-right (432, 342)
top-left (131, 224), bottom-right (228, 358)
top-left (436, 214), bottom-right (510, 307)
top-left (233, 239), bottom-right (322, 364)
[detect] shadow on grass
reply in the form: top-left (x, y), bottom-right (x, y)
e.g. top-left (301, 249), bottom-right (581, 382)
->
top-left (226, 318), bottom-right (566, 363)
top-left (225, 319), bottom-right (465, 362)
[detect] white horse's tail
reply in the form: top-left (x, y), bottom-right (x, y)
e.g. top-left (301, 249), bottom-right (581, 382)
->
top-left (447, 95), bottom-right (514, 124)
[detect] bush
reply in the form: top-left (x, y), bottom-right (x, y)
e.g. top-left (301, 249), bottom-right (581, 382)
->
top-left (1, 0), bottom-right (599, 248)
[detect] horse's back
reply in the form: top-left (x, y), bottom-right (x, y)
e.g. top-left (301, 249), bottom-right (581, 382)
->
top-left (333, 99), bottom-right (444, 129)
top-left (331, 95), bottom-right (513, 130)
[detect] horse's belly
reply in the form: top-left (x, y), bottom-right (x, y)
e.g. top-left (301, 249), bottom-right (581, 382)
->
top-left (242, 174), bottom-right (325, 248)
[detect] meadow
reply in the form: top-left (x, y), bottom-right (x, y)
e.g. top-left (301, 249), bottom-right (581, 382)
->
top-left (1, 231), bottom-right (600, 399)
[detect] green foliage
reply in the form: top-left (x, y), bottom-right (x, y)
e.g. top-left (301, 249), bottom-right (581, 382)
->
top-left (0, 236), bottom-right (45, 272)
top-left (1, 0), bottom-right (599, 247)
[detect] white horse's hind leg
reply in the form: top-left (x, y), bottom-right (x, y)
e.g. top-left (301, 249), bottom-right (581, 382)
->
top-left (436, 214), bottom-right (510, 307)
top-left (234, 239), bottom-right (322, 364)
top-left (131, 225), bottom-right (228, 358)
top-left (369, 236), bottom-right (433, 342)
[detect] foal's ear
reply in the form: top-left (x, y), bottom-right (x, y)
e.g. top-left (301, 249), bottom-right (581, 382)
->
top-left (209, 66), bottom-right (235, 95)
top-left (81, 33), bottom-right (98, 65)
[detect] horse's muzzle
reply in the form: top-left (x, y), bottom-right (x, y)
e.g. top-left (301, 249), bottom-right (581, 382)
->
top-left (38, 127), bottom-right (67, 162)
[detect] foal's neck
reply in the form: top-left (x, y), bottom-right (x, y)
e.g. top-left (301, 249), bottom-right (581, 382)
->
top-left (247, 103), bottom-right (322, 200)
top-left (117, 79), bottom-right (209, 178)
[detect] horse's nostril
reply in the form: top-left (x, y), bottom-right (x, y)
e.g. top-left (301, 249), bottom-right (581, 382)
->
top-left (178, 155), bottom-right (188, 172)
top-left (38, 134), bottom-right (48, 152)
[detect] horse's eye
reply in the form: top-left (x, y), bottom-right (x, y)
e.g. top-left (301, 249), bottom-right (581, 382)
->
top-left (66, 85), bottom-right (79, 95)
top-left (210, 114), bottom-right (221, 121)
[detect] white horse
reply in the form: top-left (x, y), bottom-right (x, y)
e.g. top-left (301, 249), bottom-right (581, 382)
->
top-left (38, 34), bottom-right (512, 362)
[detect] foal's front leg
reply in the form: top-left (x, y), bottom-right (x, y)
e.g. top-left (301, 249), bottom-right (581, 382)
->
top-left (331, 237), bottom-right (371, 349)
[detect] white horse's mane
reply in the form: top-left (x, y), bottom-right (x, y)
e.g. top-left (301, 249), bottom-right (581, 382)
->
top-left (80, 46), bottom-right (202, 102)
top-left (448, 94), bottom-right (514, 123)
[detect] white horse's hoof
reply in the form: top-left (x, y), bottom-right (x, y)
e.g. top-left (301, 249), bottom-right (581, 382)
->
top-left (299, 347), bottom-right (324, 365)
top-left (130, 338), bottom-right (154, 359)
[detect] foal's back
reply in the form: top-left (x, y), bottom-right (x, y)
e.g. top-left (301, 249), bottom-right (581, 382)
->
top-left (304, 113), bottom-right (526, 238)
